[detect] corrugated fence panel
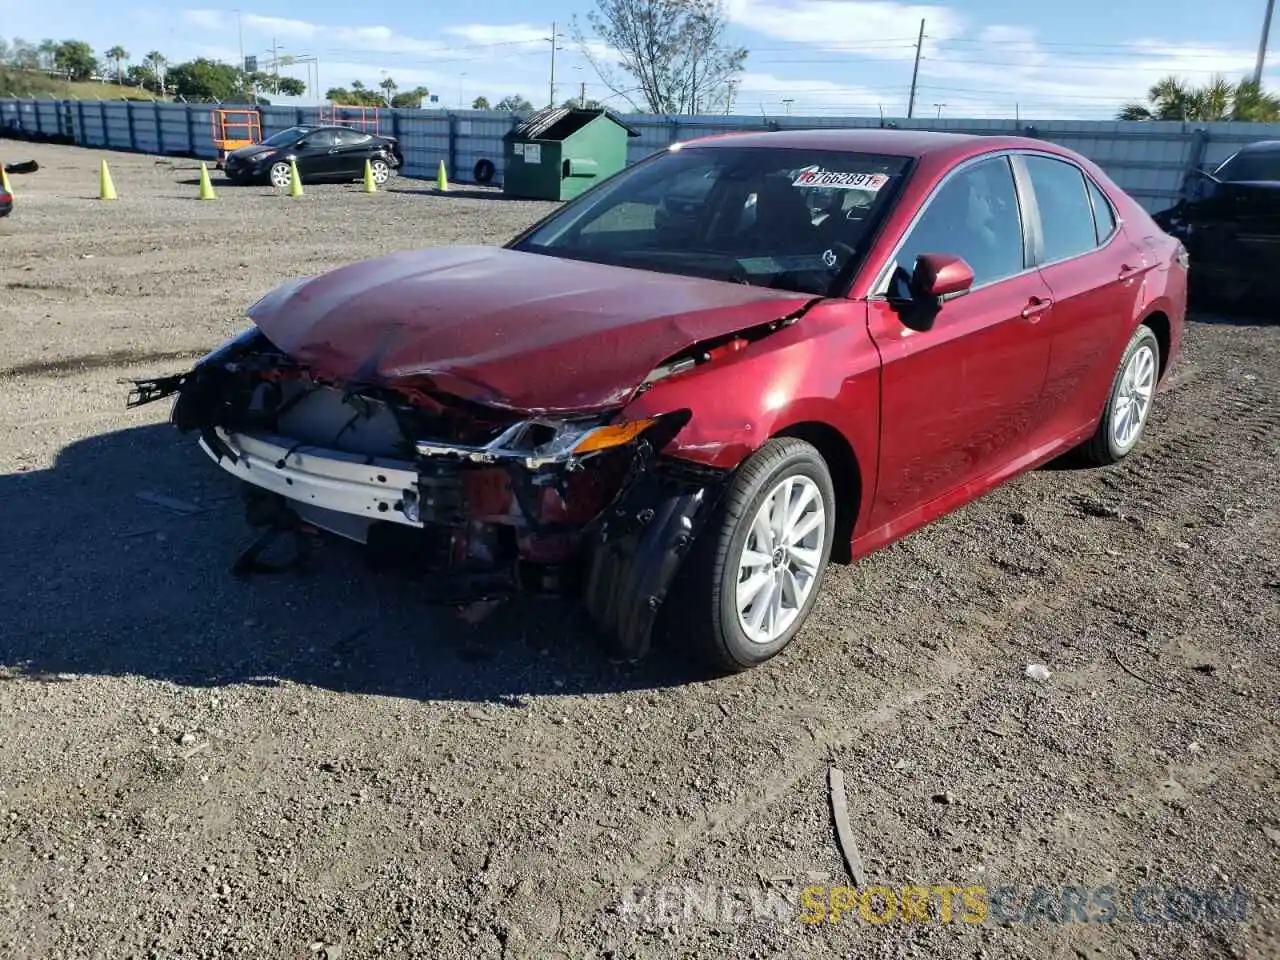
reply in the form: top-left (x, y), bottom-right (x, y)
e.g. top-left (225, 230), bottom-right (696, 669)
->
top-left (8, 98), bottom-right (1280, 210)
top-left (132, 103), bottom-right (161, 153)
top-left (70, 101), bottom-right (105, 146)
top-left (396, 112), bottom-right (451, 179)
top-left (102, 102), bottom-right (132, 149)
top-left (157, 102), bottom-right (193, 155)
top-left (449, 110), bottom-right (512, 185)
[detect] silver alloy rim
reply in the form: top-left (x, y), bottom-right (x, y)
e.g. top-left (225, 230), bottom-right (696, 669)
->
top-left (1112, 343), bottom-right (1156, 450)
top-left (270, 164), bottom-right (291, 188)
top-left (372, 161), bottom-right (389, 183)
top-left (736, 474), bottom-right (826, 646)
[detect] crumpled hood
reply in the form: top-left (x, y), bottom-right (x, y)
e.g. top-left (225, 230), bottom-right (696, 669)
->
top-left (246, 245), bottom-right (819, 413)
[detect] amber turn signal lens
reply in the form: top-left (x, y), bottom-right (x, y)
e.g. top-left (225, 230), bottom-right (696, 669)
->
top-left (571, 418), bottom-right (657, 454)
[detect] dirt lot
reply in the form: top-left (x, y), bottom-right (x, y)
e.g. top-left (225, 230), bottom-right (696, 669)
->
top-left (0, 142), bottom-right (1277, 960)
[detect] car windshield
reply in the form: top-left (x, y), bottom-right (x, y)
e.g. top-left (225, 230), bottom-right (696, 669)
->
top-left (262, 126), bottom-right (311, 147)
top-left (510, 145), bottom-right (911, 295)
top-left (1214, 150), bottom-right (1280, 182)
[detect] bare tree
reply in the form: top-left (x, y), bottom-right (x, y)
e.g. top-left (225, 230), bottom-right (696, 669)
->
top-left (572, 0), bottom-right (746, 114)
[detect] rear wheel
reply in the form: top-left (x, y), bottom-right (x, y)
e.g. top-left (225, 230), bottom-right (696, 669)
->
top-left (661, 438), bottom-right (836, 673)
top-left (1079, 324), bottom-right (1160, 466)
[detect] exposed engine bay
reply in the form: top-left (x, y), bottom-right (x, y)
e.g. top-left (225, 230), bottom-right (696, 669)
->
top-left (127, 328), bottom-right (730, 656)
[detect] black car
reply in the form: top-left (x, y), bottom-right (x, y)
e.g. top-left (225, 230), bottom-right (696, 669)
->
top-left (223, 124), bottom-right (403, 188)
top-left (1153, 139), bottom-right (1280, 308)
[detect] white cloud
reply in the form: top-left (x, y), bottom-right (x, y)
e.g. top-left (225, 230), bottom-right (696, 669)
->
top-left (722, 0), bottom-right (1279, 118)
top-left (242, 14), bottom-right (322, 41)
top-left (726, 0), bottom-right (967, 61)
top-left (182, 9), bottom-right (222, 30)
top-left (444, 23), bottom-right (548, 46)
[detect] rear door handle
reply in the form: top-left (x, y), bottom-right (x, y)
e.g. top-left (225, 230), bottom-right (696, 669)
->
top-left (1119, 263), bottom-right (1142, 280)
top-left (1021, 296), bottom-right (1053, 320)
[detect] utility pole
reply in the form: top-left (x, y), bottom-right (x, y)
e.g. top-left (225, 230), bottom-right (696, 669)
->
top-left (726, 79), bottom-right (738, 114)
top-left (271, 37), bottom-right (280, 94)
top-left (549, 20), bottom-right (557, 107)
top-left (580, 80), bottom-right (587, 106)
top-left (934, 102), bottom-right (945, 118)
top-left (1254, 0), bottom-right (1276, 86)
top-left (236, 10), bottom-right (245, 98)
top-left (907, 18), bottom-right (924, 119)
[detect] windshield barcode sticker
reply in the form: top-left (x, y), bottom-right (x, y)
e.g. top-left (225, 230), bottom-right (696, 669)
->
top-left (792, 167), bottom-right (890, 190)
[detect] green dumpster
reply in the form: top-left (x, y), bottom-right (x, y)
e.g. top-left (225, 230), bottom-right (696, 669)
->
top-left (502, 107), bottom-right (640, 201)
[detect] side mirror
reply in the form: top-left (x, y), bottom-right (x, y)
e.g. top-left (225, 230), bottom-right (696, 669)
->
top-left (294, 139), bottom-right (308, 149)
top-left (910, 253), bottom-right (975, 302)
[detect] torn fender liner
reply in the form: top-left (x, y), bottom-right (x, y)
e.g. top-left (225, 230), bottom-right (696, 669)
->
top-left (582, 459), bottom-right (729, 660)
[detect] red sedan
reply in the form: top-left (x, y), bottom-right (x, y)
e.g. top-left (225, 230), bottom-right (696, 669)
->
top-left (129, 129), bottom-right (1187, 673)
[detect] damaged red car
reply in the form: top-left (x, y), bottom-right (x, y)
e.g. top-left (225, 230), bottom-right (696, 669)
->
top-left (128, 129), bottom-right (1186, 673)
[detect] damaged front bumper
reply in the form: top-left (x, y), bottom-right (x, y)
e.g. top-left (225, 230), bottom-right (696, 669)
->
top-left (127, 330), bottom-right (729, 656)
top-left (198, 426), bottom-right (424, 538)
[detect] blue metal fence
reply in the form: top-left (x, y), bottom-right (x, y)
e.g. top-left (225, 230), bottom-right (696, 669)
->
top-left (2, 96), bottom-right (1276, 211)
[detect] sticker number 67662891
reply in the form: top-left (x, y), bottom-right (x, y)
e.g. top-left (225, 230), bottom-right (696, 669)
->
top-left (792, 166), bottom-right (890, 190)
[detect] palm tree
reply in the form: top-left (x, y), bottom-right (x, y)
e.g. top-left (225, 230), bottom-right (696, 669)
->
top-left (105, 46), bottom-right (128, 85)
top-left (1118, 73), bottom-right (1280, 122)
top-left (379, 75), bottom-right (397, 106)
top-left (143, 51), bottom-right (166, 96)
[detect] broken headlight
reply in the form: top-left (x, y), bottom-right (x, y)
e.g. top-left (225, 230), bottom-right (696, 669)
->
top-left (414, 415), bottom-right (663, 468)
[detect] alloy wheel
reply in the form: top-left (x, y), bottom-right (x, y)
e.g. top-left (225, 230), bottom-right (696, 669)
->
top-left (735, 474), bottom-right (826, 645)
top-left (1112, 343), bottom-right (1156, 450)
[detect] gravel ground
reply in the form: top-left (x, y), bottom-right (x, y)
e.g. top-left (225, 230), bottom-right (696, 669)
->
top-left (0, 142), bottom-right (1277, 960)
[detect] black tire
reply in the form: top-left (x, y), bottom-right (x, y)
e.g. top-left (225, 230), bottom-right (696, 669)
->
top-left (369, 157), bottom-right (393, 185)
top-left (1078, 324), bottom-right (1161, 466)
top-left (660, 437), bottom-right (837, 674)
top-left (268, 161), bottom-right (294, 189)
top-left (474, 158), bottom-right (496, 184)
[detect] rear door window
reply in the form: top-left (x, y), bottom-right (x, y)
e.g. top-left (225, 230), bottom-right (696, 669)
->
top-left (1023, 155), bottom-right (1101, 263)
top-left (1086, 177), bottom-right (1117, 244)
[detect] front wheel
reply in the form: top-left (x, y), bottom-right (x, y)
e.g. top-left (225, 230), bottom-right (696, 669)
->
top-left (661, 437), bottom-right (836, 673)
top-left (1079, 324), bottom-right (1161, 466)
top-left (268, 161), bottom-right (293, 189)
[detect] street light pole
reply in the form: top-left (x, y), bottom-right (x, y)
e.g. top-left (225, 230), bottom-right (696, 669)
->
top-left (1254, 0), bottom-right (1277, 86)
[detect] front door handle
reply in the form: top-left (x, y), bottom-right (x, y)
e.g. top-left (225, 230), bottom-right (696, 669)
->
top-left (1021, 296), bottom-right (1053, 320)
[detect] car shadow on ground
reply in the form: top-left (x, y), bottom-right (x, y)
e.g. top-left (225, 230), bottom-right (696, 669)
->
top-left (0, 422), bottom-right (704, 703)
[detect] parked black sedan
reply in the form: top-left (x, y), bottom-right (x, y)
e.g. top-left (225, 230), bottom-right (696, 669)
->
top-left (223, 125), bottom-right (403, 187)
top-left (1153, 139), bottom-right (1280, 309)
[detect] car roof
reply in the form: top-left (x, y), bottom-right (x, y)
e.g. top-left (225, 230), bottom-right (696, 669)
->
top-left (675, 127), bottom-right (1062, 163)
top-left (1235, 139), bottom-right (1280, 153)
